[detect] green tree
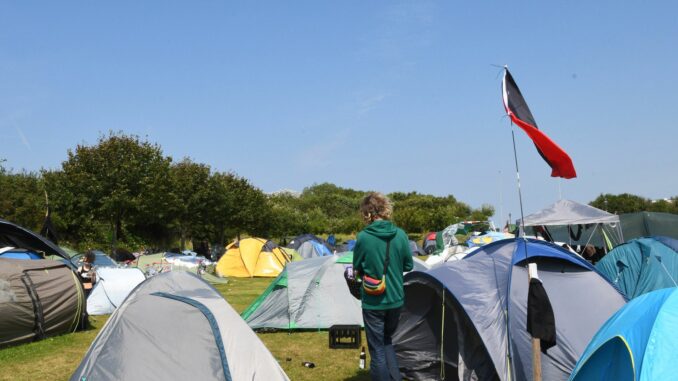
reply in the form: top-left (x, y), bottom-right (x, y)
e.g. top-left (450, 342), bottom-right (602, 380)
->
top-left (590, 193), bottom-right (650, 214)
top-left (169, 158), bottom-right (212, 249)
top-left (53, 133), bottom-right (174, 251)
top-left (207, 172), bottom-right (270, 243)
top-left (0, 166), bottom-right (45, 230)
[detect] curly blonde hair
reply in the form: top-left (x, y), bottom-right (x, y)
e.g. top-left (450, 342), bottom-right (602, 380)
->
top-left (360, 192), bottom-right (393, 221)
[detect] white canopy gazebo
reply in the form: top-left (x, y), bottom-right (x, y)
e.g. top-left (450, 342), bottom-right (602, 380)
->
top-left (518, 199), bottom-right (623, 249)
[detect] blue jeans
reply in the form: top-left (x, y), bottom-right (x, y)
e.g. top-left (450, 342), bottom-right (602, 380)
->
top-left (362, 308), bottom-right (402, 381)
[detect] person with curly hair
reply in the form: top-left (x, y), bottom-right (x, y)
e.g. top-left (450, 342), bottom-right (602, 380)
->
top-left (353, 192), bottom-right (413, 381)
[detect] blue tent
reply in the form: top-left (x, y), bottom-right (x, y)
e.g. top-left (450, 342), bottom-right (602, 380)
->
top-left (287, 234), bottom-right (333, 259)
top-left (595, 237), bottom-right (678, 299)
top-left (0, 250), bottom-right (42, 260)
top-left (393, 238), bottom-right (626, 381)
top-left (569, 287), bottom-right (678, 381)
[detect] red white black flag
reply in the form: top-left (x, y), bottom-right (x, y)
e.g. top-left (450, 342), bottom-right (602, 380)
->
top-left (502, 68), bottom-right (577, 179)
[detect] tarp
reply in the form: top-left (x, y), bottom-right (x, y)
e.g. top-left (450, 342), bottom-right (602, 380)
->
top-left (71, 271), bottom-right (289, 381)
top-left (569, 287), bottom-right (678, 381)
top-left (519, 199), bottom-right (624, 248)
top-left (466, 232), bottom-right (514, 248)
top-left (520, 199), bottom-right (619, 226)
top-left (0, 258), bottom-right (85, 347)
top-left (216, 238), bottom-right (290, 278)
top-left (595, 237), bottom-right (678, 299)
top-left (393, 238), bottom-right (626, 381)
top-left (619, 212), bottom-right (678, 240)
top-left (242, 254), bottom-right (363, 329)
top-left (87, 268), bottom-right (146, 315)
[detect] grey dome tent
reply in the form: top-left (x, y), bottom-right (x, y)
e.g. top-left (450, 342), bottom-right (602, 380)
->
top-left (242, 254), bottom-right (362, 329)
top-left (71, 271), bottom-right (289, 381)
top-left (393, 238), bottom-right (626, 381)
top-left (519, 199), bottom-right (624, 250)
top-left (288, 234), bottom-right (333, 259)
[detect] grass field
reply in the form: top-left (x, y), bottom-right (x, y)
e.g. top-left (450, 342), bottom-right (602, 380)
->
top-left (0, 277), bottom-right (370, 381)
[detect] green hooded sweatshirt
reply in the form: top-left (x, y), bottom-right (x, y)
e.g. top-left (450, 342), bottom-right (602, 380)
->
top-left (353, 220), bottom-right (414, 310)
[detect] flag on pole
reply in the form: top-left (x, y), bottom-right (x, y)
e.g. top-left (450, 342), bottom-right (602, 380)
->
top-left (502, 68), bottom-right (577, 179)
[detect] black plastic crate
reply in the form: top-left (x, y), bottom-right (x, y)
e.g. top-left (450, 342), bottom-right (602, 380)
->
top-left (329, 325), bottom-right (361, 349)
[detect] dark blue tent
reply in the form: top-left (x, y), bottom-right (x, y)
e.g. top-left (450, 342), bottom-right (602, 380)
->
top-left (393, 238), bottom-right (626, 381)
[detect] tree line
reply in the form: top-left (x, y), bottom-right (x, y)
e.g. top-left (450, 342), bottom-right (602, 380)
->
top-left (0, 133), bottom-right (496, 252)
top-left (589, 193), bottom-right (678, 215)
top-left (3, 134), bottom-right (677, 253)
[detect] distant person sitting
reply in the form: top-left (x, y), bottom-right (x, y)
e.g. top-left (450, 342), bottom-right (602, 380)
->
top-left (77, 250), bottom-right (97, 292)
top-left (582, 245), bottom-right (604, 264)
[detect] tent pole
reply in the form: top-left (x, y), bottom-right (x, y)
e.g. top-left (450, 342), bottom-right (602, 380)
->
top-left (528, 265), bottom-right (542, 381)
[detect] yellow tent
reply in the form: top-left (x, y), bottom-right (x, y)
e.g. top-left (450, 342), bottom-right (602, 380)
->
top-left (216, 238), bottom-right (291, 278)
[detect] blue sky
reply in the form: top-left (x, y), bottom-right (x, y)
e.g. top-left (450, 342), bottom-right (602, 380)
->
top-left (1, 1), bottom-right (677, 224)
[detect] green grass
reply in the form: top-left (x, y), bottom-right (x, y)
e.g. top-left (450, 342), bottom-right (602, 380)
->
top-left (0, 277), bottom-right (371, 381)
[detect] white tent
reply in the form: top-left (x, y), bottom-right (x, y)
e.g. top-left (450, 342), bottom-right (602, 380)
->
top-left (518, 199), bottom-right (623, 248)
top-left (243, 254), bottom-right (363, 329)
top-left (87, 268), bottom-right (146, 315)
top-left (72, 271), bottom-right (289, 381)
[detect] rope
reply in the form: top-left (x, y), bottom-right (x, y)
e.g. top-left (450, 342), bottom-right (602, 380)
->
top-left (439, 287), bottom-right (446, 381)
top-left (655, 256), bottom-right (678, 287)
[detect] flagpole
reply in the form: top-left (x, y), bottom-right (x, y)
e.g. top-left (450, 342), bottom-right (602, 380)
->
top-left (510, 128), bottom-right (527, 238)
top-left (508, 86), bottom-right (542, 381)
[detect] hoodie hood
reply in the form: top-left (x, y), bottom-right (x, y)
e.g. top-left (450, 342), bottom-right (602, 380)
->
top-left (363, 220), bottom-right (398, 240)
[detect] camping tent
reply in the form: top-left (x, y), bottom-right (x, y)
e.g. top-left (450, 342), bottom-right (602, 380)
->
top-left (595, 237), bottom-right (678, 299)
top-left (519, 199), bottom-right (624, 249)
top-left (409, 240), bottom-right (426, 256)
top-left (423, 232), bottom-right (440, 254)
top-left (0, 219), bottom-right (73, 265)
top-left (569, 287), bottom-right (678, 381)
top-left (216, 238), bottom-right (290, 278)
top-left (619, 212), bottom-right (678, 240)
top-left (288, 234), bottom-right (333, 259)
top-left (242, 254), bottom-right (363, 329)
top-left (0, 248), bottom-right (42, 260)
top-left (71, 271), bottom-right (289, 381)
top-left (242, 252), bottom-right (429, 330)
top-left (86, 268), bottom-right (146, 315)
top-left (393, 238), bottom-right (626, 381)
top-left (0, 258), bottom-right (86, 347)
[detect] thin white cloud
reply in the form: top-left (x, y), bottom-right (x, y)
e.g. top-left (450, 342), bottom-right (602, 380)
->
top-left (16, 127), bottom-right (32, 151)
top-left (358, 93), bottom-right (389, 115)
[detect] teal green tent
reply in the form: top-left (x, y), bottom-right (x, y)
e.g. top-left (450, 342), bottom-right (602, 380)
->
top-left (569, 287), bottom-right (678, 381)
top-left (595, 237), bottom-right (678, 299)
top-left (620, 212), bottom-right (678, 240)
